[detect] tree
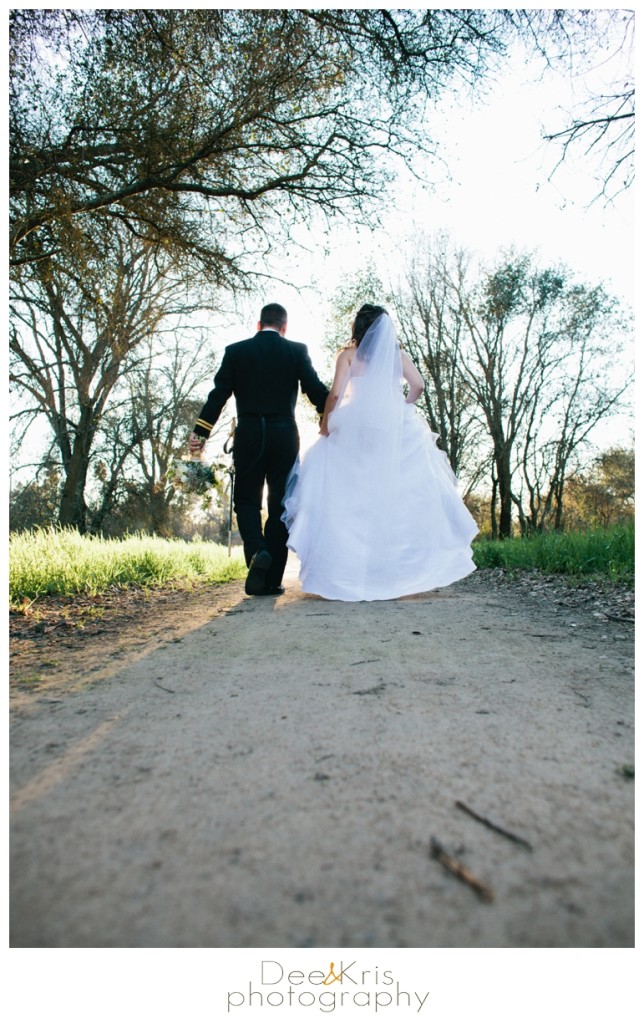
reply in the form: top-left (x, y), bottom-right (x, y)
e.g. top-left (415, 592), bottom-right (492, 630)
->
top-left (9, 8), bottom-right (511, 271)
top-left (392, 243), bottom-right (632, 537)
top-left (564, 446), bottom-right (634, 530)
top-left (323, 262), bottom-right (390, 357)
top-left (10, 228), bottom-right (206, 531)
top-left (392, 236), bottom-right (485, 486)
top-left (85, 408), bottom-right (146, 536)
top-left (457, 255), bottom-right (631, 537)
top-left (11, 8), bottom-right (632, 279)
top-left (451, 255), bottom-right (553, 536)
top-left (512, 283), bottom-right (632, 532)
top-left (9, 465), bottom-right (60, 533)
top-left (90, 335), bottom-right (230, 537)
top-left (511, 8), bottom-right (634, 202)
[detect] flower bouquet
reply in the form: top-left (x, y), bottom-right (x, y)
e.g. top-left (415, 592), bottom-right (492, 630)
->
top-left (169, 455), bottom-right (219, 496)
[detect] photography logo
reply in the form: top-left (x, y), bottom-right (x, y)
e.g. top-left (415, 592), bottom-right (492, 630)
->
top-left (227, 958), bottom-right (430, 1014)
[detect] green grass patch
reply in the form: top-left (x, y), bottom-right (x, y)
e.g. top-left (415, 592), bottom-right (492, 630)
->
top-left (9, 527), bottom-right (247, 603)
top-left (473, 523), bottom-right (634, 582)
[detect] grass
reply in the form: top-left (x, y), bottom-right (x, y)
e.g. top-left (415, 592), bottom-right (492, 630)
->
top-left (9, 527), bottom-right (247, 604)
top-left (10, 523), bottom-right (634, 606)
top-left (472, 523), bottom-right (634, 583)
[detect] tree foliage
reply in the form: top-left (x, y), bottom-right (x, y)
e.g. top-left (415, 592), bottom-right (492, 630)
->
top-left (11, 7), bottom-right (630, 277)
top-left (323, 263), bottom-right (390, 357)
top-left (9, 466), bottom-right (61, 533)
top-left (564, 446), bottom-right (635, 530)
top-left (10, 8), bottom-right (507, 273)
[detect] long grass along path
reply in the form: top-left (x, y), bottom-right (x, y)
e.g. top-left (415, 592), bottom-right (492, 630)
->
top-left (10, 528), bottom-right (247, 603)
top-left (9, 525), bottom-right (634, 608)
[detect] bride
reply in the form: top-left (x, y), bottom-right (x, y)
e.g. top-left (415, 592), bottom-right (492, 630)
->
top-left (282, 304), bottom-right (479, 601)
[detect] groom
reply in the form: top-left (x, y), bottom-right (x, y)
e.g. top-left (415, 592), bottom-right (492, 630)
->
top-left (189, 303), bottom-right (329, 595)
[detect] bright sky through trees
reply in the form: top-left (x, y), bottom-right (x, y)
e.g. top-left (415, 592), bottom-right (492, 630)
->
top-left (212, 19), bottom-right (634, 455)
top-left (217, 14), bottom-right (633, 325)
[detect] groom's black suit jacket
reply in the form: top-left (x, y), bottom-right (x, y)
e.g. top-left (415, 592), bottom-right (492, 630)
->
top-left (193, 330), bottom-right (328, 437)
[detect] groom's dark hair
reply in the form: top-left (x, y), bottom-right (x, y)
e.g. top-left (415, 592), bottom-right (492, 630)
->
top-left (259, 303), bottom-right (287, 330)
top-left (352, 304), bottom-right (387, 344)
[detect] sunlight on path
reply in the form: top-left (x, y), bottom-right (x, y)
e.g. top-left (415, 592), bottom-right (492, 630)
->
top-left (11, 709), bottom-right (131, 814)
top-left (283, 553), bottom-right (301, 583)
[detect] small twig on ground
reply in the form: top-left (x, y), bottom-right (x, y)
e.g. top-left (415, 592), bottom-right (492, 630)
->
top-left (430, 836), bottom-right (494, 901)
top-left (571, 690), bottom-right (591, 708)
top-left (153, 680), bottom-right (175, 694)
top-left (605, 613), bottom-right (635, 624)
top-left (455, 800), bottom-right (534, 851)
top-left (352, 683), bottom-right (386, 696)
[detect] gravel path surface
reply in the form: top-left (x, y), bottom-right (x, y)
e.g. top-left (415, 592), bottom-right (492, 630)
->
top-left (10, 562), bottom-right (634, 948)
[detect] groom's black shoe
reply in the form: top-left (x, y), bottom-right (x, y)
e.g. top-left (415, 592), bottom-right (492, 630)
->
top-left (245, 549), bottom-right (272, 595)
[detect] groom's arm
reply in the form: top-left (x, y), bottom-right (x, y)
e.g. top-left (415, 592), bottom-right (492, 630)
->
top-left (191, 348), bottom-right (234, 443)
top-left (296, 344), bottom-right (329, 414)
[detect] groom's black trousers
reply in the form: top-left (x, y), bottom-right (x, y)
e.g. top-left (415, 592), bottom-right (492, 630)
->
top-left (232, 413), bottom-right (299, 587)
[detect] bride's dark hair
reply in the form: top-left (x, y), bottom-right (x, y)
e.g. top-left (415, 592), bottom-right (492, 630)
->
top-left (351, 303), bottom-right (387, 345)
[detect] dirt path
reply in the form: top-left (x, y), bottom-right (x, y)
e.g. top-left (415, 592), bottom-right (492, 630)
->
top-left (10, 561), bottom-right (634, 948)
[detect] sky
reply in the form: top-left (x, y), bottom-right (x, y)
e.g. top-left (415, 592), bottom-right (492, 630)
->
top-left (215, 17), bottom-right (635, 454)
top-left (228, 12), bottom-right (634, 321)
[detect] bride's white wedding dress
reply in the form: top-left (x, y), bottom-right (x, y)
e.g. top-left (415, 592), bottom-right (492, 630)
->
top-left (282, 313), bottom-right (478, 601)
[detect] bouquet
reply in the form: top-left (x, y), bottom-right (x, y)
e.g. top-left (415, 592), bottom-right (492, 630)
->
top-left (169, 455), bottom-right (219, 496)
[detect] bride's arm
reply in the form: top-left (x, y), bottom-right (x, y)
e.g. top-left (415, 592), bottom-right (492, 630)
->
top-left (320, 348), bottom-right (352, 435)
top-left (401, 350), bottom-right (424, 404)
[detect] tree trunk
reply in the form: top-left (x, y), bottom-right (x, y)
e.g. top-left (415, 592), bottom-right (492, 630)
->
top-left (553, 479), bottom-right (566, 531)
top-left (488, 473), bottom-right (497, 539)
top-left (149, 485), bottom-right (172, 537)
top-left (58, 410), bottom-right (94, 532)
top-left (58, 452), bottom-right (89, 532)
top-left (496, 453), bottom-right (513, 539)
